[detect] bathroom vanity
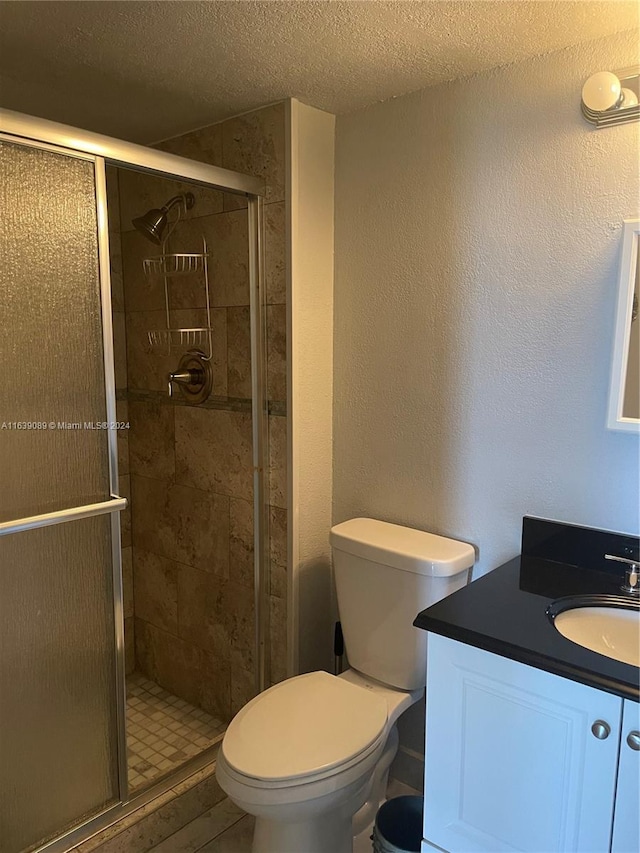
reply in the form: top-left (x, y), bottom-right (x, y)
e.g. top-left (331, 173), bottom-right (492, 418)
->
top-left (415, 518), bottom-right (640, 853)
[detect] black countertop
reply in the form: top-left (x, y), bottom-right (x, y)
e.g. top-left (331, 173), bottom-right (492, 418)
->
top-left (414, 518), bottom-right (640, 702)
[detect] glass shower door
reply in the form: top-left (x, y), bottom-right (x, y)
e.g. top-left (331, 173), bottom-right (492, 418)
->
top-left (0, 138), bottom-right (124, 852)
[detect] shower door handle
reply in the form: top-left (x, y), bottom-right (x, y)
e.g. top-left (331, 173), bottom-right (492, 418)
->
top-left (0, 496), bottom-right (128, 537)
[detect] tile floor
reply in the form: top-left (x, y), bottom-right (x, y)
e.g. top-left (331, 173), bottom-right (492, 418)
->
top-left (73, 758), bottom-right (421, 853)
top-left (146, 802), bottom-right (253, 853)
top-left (127, 672), bottom-right (226, 791)
top-left (145, 779), bottom-right (421, 852)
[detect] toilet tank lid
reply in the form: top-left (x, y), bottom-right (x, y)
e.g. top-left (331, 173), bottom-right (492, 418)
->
top-left (330, 518), bottom-right (475, 577)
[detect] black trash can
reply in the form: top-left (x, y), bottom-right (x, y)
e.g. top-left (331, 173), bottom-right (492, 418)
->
top-left (372, 795), bottom-right (423, 853)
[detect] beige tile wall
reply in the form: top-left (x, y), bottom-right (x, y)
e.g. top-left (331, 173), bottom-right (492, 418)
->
top-left (154, 101), bottom-right (289, 694)
top-left (111, 101), bottom-right (288, 720)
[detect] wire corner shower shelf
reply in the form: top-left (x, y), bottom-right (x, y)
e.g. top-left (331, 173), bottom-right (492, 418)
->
top-left (147, 327), bottom-right (213, 351)
top-left (144, 237), bottom-right (213, 359)
top-left (143, 252), bottom-right (207, 277)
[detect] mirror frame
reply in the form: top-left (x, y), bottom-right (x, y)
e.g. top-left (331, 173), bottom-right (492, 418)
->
top-left (607, 218), bottom-right (640, 433)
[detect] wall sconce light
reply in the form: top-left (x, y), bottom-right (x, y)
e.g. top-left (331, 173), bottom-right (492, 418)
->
top-left (581, 67), bottom-right (640, 128)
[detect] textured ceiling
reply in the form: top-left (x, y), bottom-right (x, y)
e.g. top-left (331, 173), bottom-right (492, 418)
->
top-left (0, 1), bottom-right (637, 143)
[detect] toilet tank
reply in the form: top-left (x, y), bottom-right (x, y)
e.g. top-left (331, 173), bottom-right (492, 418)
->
top-left (330, 518), bottom-right (475, 691)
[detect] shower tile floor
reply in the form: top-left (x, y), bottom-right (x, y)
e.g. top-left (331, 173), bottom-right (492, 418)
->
top-left (126, 672), bottom-right (226, 791)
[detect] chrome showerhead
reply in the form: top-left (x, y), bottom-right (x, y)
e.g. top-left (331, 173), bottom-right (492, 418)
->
top-left (132, 192), bottom-right (195, 244)
top-left (132, 207), bottom-right (167, 244)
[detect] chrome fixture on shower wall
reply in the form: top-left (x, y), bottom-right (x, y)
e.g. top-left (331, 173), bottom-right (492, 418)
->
top-left (168, 349), bottom-right (212, 403)
top-left (132, 193), bottom-right (215, 401)
top-left (132, 192), bottom-right (195, 244)
top-left (581, 67), bottom-right (640, 128)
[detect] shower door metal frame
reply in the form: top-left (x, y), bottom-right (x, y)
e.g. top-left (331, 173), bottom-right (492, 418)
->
top-left (0, 108), bottom-right (268, 853)
top-left (248, 195), bottom-right (269, 693)
top-left (0, 131), bottom-right (130, 836)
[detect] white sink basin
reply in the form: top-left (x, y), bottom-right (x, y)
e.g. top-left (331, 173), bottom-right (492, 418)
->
top-left (553, 604), bottom-right (640, 667)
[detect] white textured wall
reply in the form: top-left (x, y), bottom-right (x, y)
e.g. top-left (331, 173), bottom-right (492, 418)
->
top-left (334, 31), bottom-right (640, 780)
top-left (334, 31), bottom-right (640, 565)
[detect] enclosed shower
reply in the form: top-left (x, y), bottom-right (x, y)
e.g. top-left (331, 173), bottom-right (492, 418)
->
top-left (109, 165), bottom-right (261, 793)
top-left (0, 109), bottom-right (271, 853)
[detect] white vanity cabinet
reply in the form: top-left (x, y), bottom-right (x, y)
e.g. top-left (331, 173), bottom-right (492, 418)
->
top-left (422, 635), bottom-right (639, 853)
top-left (611, 698), bottom-right (640, 853)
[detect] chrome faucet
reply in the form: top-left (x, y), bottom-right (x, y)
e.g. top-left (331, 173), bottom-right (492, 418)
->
top-left (604, 554), bottom-right (640, 596)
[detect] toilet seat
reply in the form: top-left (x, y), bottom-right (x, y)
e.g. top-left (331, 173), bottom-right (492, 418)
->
top-left (221, 671), bottom-right (388, 787)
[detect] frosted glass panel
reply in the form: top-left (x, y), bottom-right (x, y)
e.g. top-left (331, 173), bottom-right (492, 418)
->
top-left (0, 515), bottom-right (119, 852)
top-left (0, 141), bottom-right (110, 522)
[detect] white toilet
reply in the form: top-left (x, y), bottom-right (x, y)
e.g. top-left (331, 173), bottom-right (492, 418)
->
top-left (216, 518), bottom-right (475, 853)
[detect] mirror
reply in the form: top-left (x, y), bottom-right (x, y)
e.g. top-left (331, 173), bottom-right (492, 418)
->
top-left (607, 219), bottom-right (640, 432)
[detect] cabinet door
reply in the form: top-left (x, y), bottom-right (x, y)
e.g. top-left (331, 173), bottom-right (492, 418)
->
top-left (423, 635), bottom-right (621, 853)
top-left (611, 699), bottom-right (640, 853)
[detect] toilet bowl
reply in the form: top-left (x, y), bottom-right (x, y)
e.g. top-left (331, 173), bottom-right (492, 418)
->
top-left (216, 669), bottom-right (421, 853)
top-left (216, 518), bottom-right (475, 853)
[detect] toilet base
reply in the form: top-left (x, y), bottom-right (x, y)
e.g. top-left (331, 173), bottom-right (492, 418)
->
top-left (252, 806), bottom-right (354, 853)
top-left (352, 724), bottom-right (399, 837)
top-left (245, 726), bottom-right (400, 853)
top-left (217, 748), bottom-right (379, 853)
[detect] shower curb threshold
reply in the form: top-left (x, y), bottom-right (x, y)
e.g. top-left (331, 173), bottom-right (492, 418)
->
top-left (62, 743), bottom-right (222, 853)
